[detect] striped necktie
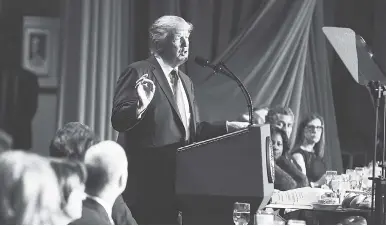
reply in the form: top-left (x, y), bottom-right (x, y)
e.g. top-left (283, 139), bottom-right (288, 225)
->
top-left (170, 70), bottom-right (189, 140)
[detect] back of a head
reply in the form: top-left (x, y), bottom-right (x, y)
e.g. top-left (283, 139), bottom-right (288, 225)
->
top-left (266, 106), bottom-right (294, 124)
top-left (0, 151), bottom-right (61, 225)
top-left (84, 141), bottom-right (128, 196)
top-left (49, 122), bottom-right (100, 161)
top-left (50, 159), bottom-right (87, 209)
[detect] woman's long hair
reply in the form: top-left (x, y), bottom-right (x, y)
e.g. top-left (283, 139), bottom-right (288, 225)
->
top-left (293, 113), bottom-right (325, 158)
top-left (0, 151), bottom-right (61, 225)
top-left (271, 126), bottom-right (290, 157)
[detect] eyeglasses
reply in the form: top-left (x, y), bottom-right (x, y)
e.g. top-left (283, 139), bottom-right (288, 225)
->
top-left (306, 125), bottom-right (323, 131)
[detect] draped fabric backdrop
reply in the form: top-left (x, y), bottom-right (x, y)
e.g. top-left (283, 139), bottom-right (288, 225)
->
top-left (58, 0), bottom-right (342, 171)
top-left (58, 0), bottom-right (129, 140)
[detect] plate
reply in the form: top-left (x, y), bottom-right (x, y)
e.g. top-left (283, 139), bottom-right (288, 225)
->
top-left (313, 203), bottom-right (340, 210)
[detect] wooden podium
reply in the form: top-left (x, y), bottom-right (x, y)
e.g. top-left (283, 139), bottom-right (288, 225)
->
top-left (175, 124), bottom-right (274, 224)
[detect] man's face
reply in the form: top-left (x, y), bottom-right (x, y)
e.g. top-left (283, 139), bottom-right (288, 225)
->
top-left (161, 29), bottom-right (190, 67)
top-left (273, 114), bottom-right (294, 138)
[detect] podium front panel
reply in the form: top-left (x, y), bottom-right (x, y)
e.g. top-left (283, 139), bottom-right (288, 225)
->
top-left (176, 124), bottom-right (274, 210)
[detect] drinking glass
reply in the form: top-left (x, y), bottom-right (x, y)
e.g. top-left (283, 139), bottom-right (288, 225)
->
top-left (355, 167), bottom-right (365, 190)
top-left (330, 175), bottom-right (342, 192)
top-left (233, 202), bottom-right (250, 225)
top-left (325, 171), bottom-right (338, 186)
top-left (346, 169), bottom-right (354, 177)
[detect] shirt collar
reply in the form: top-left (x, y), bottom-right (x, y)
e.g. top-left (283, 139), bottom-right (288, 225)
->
top-left (155, 55), bottom-right (178, 77)
top-left (87, 195), bottom-right (113, 219)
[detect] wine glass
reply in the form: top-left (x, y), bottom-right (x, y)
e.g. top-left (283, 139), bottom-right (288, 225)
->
top-left (330, 176), bottom-right (341, 191)
top-left (233, 202), bottom-right (250, 225)
top-left (346, 169), bottom-right (354, 177)
top-left (355, 167), bottom-right (365, 190)
top-left (325, 171), bottom-right (338, 186)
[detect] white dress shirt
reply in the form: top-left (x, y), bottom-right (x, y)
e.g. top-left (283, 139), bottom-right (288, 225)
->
top-left (87, 195), bottom-right (115, 225)
top-left (155, 56), bottom-right (191, 139)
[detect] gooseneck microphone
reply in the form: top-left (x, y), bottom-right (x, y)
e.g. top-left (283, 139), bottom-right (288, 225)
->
top-left (194, 56), bottom-right (222, 71)
top-left (194, 56), bottom-right (254, 126)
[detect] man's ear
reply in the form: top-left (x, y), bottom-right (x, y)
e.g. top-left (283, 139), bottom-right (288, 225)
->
top-left (118, 170), bottom-right (128, 191)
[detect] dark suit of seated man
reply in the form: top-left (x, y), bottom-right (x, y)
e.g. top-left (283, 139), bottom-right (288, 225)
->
top-left (71, 198), bottom-right (113, 225)
top-left (71, 141), bottom-right (129, 225)
top-left (50, 122), bottom-right (136, 225)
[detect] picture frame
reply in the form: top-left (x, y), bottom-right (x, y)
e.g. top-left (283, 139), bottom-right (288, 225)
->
top-left (22, 16), bottom-right (60, 88)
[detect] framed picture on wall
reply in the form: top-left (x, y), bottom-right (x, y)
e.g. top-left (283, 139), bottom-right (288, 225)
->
top-left (23, 28), bottom-right (49, 75)
top-left (22, 16), bottom-right (60, 87)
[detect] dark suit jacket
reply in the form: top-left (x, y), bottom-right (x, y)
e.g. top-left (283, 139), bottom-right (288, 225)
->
top-left (111, 56), bottom-right (227, 207)
top-left (70, 198), bottom-right (112, 225)
top-left (112, 195), bottom-right (137, 225)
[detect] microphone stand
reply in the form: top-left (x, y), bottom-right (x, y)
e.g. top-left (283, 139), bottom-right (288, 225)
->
top-left (367, 80), bottom-right (386, 224)
top-left (215, 62), bottom-right (254, 126)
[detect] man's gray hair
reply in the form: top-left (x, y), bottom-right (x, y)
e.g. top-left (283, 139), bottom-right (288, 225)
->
top-left (149, 15), bottom-right (193, 55)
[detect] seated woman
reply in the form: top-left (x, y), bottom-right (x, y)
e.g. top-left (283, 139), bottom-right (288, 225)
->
top-left (272, 126), bottom-right (308, 190)
top-left (291, 113), bottom-right (327, 187)
top-left (50, 159), bottom-right (88, 225)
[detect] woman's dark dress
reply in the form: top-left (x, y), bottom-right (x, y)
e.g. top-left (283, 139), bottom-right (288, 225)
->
top-left (291, 147), bottom-right (326, 182)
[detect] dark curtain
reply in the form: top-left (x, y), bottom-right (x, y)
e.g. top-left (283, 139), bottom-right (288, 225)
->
top-left (330, 0), bottom-right (386, 167)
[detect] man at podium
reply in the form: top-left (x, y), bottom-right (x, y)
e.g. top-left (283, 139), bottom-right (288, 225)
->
top-left (111, 15), bottom-right (249, 225)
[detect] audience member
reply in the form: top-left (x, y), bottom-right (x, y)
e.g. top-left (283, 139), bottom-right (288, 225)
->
top-left (271, 127), bottom-right (308, 190)
top-left (50, 159), bottom-right (88, 224)
top-left (71, 141), bottom-right (128, 225)
top-left (292, 113), bottom-right (326, 187)
top-left (0, 150), bottom-right (61, 224)
top-left (49, 122), bottom-right (99, 161)
top-left (49, 122), bottom-right (137, 224)
top-left (266, 106), bottom-right (295, 139)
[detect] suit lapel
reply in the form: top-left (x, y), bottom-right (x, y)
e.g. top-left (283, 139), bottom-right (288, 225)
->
top-left (147, 57), bottom-right (184, 126)
top-left (179, 71), bottom-right (197, 135)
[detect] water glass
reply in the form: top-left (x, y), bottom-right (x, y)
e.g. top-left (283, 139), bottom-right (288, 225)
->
top-left (233, 202), bottom-right (250, 225)
top-left (355, 167), bottom-right (365, 190)
top-left (346, 169), bottom-right (354, 177)
top-left (330, 176), bottom-right (342, 191)
top-left (325, 171), bottom-right (338, 185)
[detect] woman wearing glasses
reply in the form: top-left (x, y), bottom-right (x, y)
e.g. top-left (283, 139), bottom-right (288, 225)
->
top-left (292, 113), bottom-right (326, 187)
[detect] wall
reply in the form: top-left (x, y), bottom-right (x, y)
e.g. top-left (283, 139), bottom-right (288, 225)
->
top-left (0, 0), bottom-right (61, 156)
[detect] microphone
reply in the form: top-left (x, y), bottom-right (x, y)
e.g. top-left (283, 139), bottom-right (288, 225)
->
top-left (194, 56), bottom-right (255, 126)
top-left (194, 56), bottom-right (219, 71)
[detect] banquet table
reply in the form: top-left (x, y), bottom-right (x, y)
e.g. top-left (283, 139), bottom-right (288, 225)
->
top-left (265, 204), bottom-right (371, 224)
